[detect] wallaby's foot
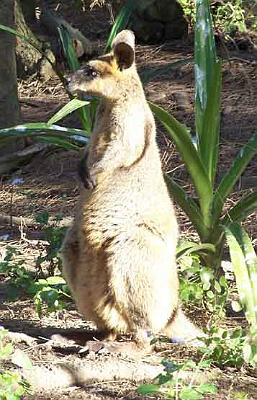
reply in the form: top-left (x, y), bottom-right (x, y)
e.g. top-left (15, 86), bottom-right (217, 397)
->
top-left (164, 308), bottom-right (205, 347)
top-left (133, 329), bottom-right (154, 353)
top-left (86, 328), bottom-right (154, 356)
top-left (95, 328), bottom-right (117, 342)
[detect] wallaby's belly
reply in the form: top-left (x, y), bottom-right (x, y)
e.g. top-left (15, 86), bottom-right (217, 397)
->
top-left (82, 172), bottom-right (177, 247)
top-left (62, 171), bottom-right (179, 335)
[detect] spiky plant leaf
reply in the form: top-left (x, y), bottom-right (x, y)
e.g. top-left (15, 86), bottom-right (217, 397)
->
top-left (225, 223), bottom-right (257, 327)
top-left (151, 102), bottom-right (212, 229)
top-left (222, 191), bottom-right (257, 226)
top-left (58, 26), bottom-right (93, 132)
top-left (47, 98), bottom-right (89, 126)
top-left (213, 135), bottom-right (257, 223)
top-left (195, 0), bottom-right (221, 184)
top-left (105, 0), bottom-right (135, 51)
top-left (0, 123), bottom-right (89, 150)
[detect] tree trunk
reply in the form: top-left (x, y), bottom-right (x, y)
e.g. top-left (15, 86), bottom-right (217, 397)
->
top-left (20, 0), bottom-right (37, 24)
top-left (14, 1), bottom-right (93, 78)
top-left (0, 0), bottom-right (22, 165)
top-left (15, 0), bottom-right (44, 77)
top-left (0, 0), bottom-right (20, 129)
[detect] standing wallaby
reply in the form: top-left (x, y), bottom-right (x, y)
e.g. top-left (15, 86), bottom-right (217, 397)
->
top-left (61, 30), bottom-right (202, 349)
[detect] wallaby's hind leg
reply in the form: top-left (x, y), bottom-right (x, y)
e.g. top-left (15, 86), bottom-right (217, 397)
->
top-left (163, 308), bottom-right (204, 346)
top-left (100, 232), bottom-right (178, 347)
top-left (60, 224), bottom-right (80, 293)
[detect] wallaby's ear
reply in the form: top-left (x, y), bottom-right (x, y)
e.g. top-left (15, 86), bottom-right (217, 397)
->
top-left (112, 30), bottom-right (135, 70)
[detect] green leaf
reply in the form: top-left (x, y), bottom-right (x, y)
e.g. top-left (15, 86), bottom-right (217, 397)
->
top-left (214, 280), bottom-right (221, 293)
top-left (35, 211), bottom-right (49, 225)
top-left (200, 268), bottom-right (214, 287)
top-left (58, 26), bottom-right (80, 71)
top-left (58, 26), bottom-right (94, 132)
top-left (207, 290), bottom-right (215, 299)
top-left (36, 279), bottom-right (48, 286)
top-left (0, 329), bottom-right (9, 341)
top-left (222, 191), bottom-right (257, 226)
top-left (197, 383), bottom-right (217, 394)
top-left (47, 99), bottom-right (89, 125)
top-left (196, 62), bottom-right (221, 184)
top-left (195, 0), bottom-right (217, 110)
top-left (162, 359), bottom-right (181, 372)
top-left (151, 102), bottom-right (212, 230)
top-left (195, 0), bottom-right (221, 185)
top-left (231, 328), bottom-right (244, 339)
top-left (180, 387), bottom-right (203, 400)
top-left (0, 123), bottom-right (88, 139)
top-left (46, 276), bottom-right (66, 285)
top-left (137, 384), bottom-right (160, 395)
top-left (105, 0), bottom-right (135, 51)
top-left (176, 240), bottom-right (215, 260)
top-left (165, 175), bottom-right (208, 239)
top-left (213, 135), bottom-right (257, 223)
top-left (34, 135), bottom-right (80, 150)
top-left (225, 223), bottom-right (257, 327)
top-left (0, 343), bottom-right (13, 359)
top-left (0, 123), bottom-right (89, 150)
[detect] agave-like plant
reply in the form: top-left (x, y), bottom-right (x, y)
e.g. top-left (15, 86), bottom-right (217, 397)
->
top-left (151, 0), bottom-right (257, 271)
top-left (151, 0), bottom-right (257, 357)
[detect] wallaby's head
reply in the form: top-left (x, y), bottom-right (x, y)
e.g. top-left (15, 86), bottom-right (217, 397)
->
top-left (66, 30), bottom-right (140, 100)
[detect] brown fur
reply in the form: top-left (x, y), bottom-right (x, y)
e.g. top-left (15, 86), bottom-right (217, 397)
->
top-left (61, 30), bottom-right (202, 347)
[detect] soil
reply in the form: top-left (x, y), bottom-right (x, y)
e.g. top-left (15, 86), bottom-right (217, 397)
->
top-left (1, 2), bottom-right (257, 399)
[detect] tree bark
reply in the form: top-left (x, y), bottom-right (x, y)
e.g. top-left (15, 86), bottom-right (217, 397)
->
top-left (20, 0), bottom-right (37, 24)
top-left (0, 0), bottom-right (20, 129)
top-left (15, 0), bottom-right (44, 77)
top-left (0, 0), bottom-right (22, 165)
top-left (14, 1), bottom-right (93, 78)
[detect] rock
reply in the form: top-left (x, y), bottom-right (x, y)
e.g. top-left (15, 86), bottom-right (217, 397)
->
top-left (143, 3), bottom-right (162, 22)
top-left (165, 20), bottom-right (188, 40)
top-left (111, 0), bottom-right (188, 43)
top-left (133, 17), bottom-right (164, 43)
top-left (158, 2), bottom-right (178, 23)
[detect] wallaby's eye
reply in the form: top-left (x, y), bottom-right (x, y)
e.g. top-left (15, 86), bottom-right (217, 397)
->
top-left (80, 65), bottom-right (99, 79)
top-left (87, 67), bottom-right (98, 78)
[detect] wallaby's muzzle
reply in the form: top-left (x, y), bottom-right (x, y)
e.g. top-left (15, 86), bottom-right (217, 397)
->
top-left (65, 65), bottom-right (99, 94)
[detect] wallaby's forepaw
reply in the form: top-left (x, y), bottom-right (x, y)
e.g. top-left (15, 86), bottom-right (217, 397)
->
top-left (78, 154), bottom-right (96, 189)
top-left (81, 172), bottom-right (96, 190)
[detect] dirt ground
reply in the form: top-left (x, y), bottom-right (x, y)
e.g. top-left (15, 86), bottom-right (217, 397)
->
top-left (1, 2), bottom-right (257, 399)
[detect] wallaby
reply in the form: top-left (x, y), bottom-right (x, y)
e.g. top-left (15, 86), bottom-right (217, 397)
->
top-left (61, 30), bottom-right (202, 349)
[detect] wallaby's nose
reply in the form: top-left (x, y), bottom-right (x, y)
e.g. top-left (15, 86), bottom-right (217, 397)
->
top-left (64, 73), bottom-right (72, 84)
top-left (64, 72), bottom-right (80, 94)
